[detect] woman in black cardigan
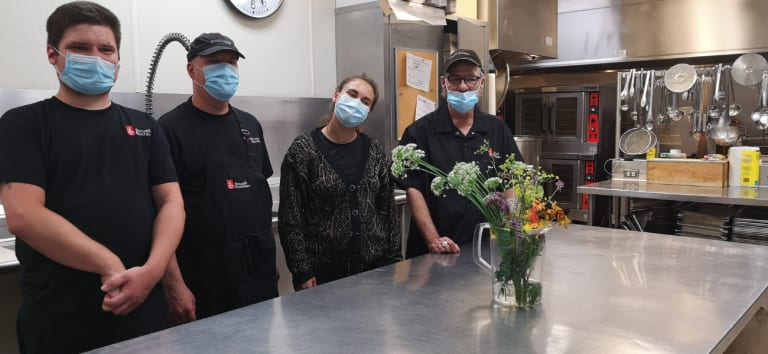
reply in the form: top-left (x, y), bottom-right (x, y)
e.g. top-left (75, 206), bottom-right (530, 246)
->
top-left (278, 73), bottom-right (401, 290)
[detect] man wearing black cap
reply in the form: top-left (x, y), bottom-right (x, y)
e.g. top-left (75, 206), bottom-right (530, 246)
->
top-left (159, 33), bottom-right (279, 323)
top-left (395, 49), bottom-right (522, 258)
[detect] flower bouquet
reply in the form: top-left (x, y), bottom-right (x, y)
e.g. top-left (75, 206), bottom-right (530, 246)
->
top-left (392, 141), bottom-right (570, 307)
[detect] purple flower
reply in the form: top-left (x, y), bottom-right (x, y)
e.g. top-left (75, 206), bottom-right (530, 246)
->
top-left (485, 192), bottom-right (510, 215)
top-left (555, 180), bottom-right (565, 192)
top-left (512, 221), bottom-right (524, 239)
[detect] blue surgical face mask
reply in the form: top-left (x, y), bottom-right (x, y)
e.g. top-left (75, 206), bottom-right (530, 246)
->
top-left (446, 89), bottom-right (479, 114)
top-left (334, 93), bottom-right (370, 128)
top-left (55, 49), bottom-right (118, 95)
top-left (197, 63), bottom-right (239, 101)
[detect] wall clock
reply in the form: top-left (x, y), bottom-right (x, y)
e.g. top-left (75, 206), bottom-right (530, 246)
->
top-left (228, 0), bottom-right (283, 19)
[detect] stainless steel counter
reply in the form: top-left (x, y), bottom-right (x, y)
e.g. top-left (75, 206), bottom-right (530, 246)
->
top-left (578, 179), bottom-right (768, 206)
top-left (89, 224), bottom-right (768, 354)
top-left (0, 204), bottom-right (17, 272)
top-left (0, 238), bottom-right (16, 272)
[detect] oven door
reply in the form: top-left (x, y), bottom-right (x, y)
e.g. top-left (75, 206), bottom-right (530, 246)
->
top-left (539, 157), bottom-right (589, 223)
top-left (548, 92), bottom-right (586, 142)
top-left (515, 92), bottom-right (587, 142)
top-left (515, 93), bottom-right (547, 137)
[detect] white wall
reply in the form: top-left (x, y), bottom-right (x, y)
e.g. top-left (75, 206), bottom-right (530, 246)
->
top-left (0, 0), bottom-right (337, 98)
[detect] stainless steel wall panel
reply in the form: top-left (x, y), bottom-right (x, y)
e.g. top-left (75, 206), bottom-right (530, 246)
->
top-left (482, 0), bottom-right (558, 60)
top-left (336, 3), bottom-right (444, 154)
top-left (336, 3), bottom-right (389, 152)
top-left (0, 89), bottom-right (328, 179)
top-left (519, 0), bottom-right (768, 69)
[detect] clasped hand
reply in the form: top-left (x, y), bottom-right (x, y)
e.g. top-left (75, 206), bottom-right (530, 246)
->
top-left (100, 266), bottom-right (157, 315)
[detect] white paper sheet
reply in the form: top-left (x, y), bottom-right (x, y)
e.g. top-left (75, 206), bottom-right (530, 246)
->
top-left (415, 95), bottom-right (436, 120)
top-left (406, 53), bottom-right (432, 92)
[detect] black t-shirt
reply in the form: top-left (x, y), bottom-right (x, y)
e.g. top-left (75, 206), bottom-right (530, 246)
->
top-left (314, 129), bottom-right (365, 182)
top-left (396, 104), bottom-right (522, 258)
top-left (0, 97), bottom-right (177, 310)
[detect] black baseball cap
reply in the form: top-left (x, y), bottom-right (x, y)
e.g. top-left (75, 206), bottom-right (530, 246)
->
top-left (187, 33), bottom-right (245, 62)
top-left (444, 49), bottom-right (483, 74)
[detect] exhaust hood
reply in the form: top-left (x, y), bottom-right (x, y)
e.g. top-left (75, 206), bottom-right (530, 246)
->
top-left (481, 0), bottom-right (558, 62)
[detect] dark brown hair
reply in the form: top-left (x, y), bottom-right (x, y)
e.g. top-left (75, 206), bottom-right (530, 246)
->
top-left (46, 1), bottom-right (121, 51)
top-left (319, 73), bottom-right (379, 126)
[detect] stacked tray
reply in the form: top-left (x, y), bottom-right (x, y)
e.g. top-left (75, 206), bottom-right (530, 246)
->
top-left (674, 204), bottom-right (736, 241)
top-left (732, 209), bottom-right (768, 245)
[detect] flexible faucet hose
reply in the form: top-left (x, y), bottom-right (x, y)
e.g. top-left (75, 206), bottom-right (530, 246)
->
top-left (145, 33), bottom-right (191, 115)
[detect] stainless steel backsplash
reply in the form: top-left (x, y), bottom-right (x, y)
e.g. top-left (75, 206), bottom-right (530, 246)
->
top-left (0, 89), bottom-right (331, 178)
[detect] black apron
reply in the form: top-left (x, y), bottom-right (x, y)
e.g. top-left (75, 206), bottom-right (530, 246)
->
top-left (178, 110), bottom-right (278, 319)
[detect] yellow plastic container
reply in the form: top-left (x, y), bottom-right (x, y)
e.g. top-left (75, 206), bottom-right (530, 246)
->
top-left (645, 146), bottom-right (657, 160)
top-left (740, 149), bottom-right (760, 187)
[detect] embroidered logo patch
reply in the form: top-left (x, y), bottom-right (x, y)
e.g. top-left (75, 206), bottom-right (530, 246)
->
top-left (226, 179), bottom-right (251, 190)
top-left (488, 147), bottom-right (500, 159)
top-left (125, 125), bottom-right (151, 137)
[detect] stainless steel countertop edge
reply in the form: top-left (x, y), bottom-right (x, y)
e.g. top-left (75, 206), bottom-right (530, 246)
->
top-left (578, 180), bottom-right (768, 206)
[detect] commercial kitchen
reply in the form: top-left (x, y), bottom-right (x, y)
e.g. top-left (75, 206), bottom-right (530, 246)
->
top-left (2, 0), bottom-right (768, 353)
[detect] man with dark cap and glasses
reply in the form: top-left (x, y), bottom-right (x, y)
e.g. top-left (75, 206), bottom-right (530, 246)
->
top-left (395, 49), bottom-right (522, 258)
top-left (159, 33), bottom-right (279, 324)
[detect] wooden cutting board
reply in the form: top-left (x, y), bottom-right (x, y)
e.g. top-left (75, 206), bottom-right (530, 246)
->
top-left (647, 159), bottom-right (729, 187)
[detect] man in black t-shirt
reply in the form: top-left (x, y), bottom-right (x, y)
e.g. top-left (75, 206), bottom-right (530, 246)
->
top-left (396, 49), bottom-right (522, 258)
top-left (0, 2), bottom-right (185, 353)
top-left (158, 33), bottom-right (278, 323)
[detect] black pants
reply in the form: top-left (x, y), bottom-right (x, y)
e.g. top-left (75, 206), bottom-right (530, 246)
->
top-left (178, 231), bottom-right (279, 319)
top-left (17, 287), bottom-right (166, 354)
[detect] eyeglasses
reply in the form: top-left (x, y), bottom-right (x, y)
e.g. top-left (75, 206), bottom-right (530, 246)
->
top-left (446, 75), bottom-right (482, 87)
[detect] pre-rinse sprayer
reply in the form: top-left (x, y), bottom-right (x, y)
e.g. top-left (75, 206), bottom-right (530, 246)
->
top-left (145, 33), bottom-right (191, 115)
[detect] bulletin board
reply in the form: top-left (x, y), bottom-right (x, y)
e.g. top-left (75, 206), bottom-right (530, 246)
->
top-left (394, 47), bottom-right (439, 139)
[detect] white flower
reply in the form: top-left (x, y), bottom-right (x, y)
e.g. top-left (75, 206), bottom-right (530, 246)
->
top-left (391, 143), bottom-right (425, 178)
top-left (430, 176), bottom-right (447, 196)
top-left (445, 162), bottom-right (480, 197)
top-left (484, 177), bottom-right (502, 190)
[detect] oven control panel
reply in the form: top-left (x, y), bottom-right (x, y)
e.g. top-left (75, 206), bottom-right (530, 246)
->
top-left (587, 92), bottom-right (599, 143)
top-left (582, 160), bottom-right (595, 210)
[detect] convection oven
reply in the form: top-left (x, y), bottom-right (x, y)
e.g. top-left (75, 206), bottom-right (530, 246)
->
top-left (504, 85), bottom-right (615, 225)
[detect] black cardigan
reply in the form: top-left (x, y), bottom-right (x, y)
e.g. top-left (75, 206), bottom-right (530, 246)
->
top-left (278, 129), bottom-right (401, 286)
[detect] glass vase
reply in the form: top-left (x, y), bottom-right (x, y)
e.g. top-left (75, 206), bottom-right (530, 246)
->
top-left (474, 223), bottom-right (547, 308)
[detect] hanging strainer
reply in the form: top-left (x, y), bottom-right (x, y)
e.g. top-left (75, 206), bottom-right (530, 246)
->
top-left (619, 128), bottom-right (657, 155)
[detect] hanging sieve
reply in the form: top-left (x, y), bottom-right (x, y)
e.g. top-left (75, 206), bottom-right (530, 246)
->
top-left (619, 127), bottom-right (657, 156)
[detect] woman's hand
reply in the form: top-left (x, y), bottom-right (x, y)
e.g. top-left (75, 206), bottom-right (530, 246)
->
top-left (296, 277), bottom-right (317, 291)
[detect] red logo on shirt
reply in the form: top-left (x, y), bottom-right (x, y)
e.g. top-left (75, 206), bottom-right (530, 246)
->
top-left (125, 125), bottom-right (136, 136)
top-left (226, 179), bottom-right (235, 190)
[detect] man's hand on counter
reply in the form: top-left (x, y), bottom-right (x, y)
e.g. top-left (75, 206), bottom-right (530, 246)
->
top-left (428, 236), bottom-right (460, 254)
top-left (165, 282), bottom-right (196, 325)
